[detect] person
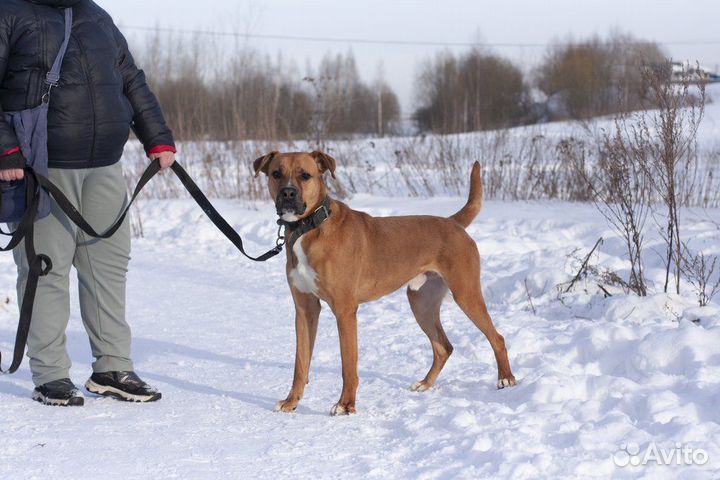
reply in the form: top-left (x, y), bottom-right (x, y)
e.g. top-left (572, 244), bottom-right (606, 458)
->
top-left (0, 0), bottom-right (176, 406)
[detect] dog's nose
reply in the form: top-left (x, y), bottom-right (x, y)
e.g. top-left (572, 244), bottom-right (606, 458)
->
top-left (280, 187), bottom-right (298, 201)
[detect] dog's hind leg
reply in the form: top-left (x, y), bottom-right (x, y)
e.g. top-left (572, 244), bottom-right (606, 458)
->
top-left (441, 247), bottom-right (516, 389)
top-left (407, 272), bottom-right (453, 392)
top-left (275, 289), bottom-right (321, 413)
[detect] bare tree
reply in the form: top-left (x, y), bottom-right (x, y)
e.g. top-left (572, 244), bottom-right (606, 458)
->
top-left (303, 75), bottom-right (335, 151)
top-left (632, 65), bottom-right (706, 294)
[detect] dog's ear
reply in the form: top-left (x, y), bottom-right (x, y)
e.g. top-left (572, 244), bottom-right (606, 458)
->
top-left (310, 151), bottom-right (336, 179)
top-left (253, 151), bottom-right (278, 177)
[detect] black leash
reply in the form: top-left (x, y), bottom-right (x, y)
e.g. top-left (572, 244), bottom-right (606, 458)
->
top-left (36, 161), bottom-right (285, 260)
top-left (1, 159), bottom-right (283, 373)
top-left (167, 162), bottom-right (284, 262)
top-left (0, 170), bottom-right (52, 374)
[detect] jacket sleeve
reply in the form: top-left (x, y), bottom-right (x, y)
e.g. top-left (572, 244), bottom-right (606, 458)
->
top-left (111, 24), bottom-right (175, 154)
top-left (0, 14), bottom-right (24, 170)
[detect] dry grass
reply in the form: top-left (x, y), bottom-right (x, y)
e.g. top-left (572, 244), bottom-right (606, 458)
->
top-left (121, 126), bottom-right (718, 208)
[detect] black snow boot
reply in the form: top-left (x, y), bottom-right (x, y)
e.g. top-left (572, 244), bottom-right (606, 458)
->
top-left (85, 371), bottom-right (161, 403)
top-left (33, 378), bottom-right (85, 406)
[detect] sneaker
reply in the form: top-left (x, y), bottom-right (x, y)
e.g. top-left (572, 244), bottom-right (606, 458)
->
top-left (85, 371), bottom-right (161, 403)
top-left (33, 378), bottom-right (85, 406)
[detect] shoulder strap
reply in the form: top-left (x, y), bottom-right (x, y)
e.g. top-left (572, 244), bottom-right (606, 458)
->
top-left (45, 8), bottom-right (73, 87)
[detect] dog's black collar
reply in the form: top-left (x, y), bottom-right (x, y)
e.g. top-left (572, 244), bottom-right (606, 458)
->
top-left (277, 197), bottom-right (332, 250)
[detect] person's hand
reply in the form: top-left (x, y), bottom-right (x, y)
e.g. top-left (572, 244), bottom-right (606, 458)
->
top-left (149, 151), bottom-right (176, 170)
top-left (0, 169), bottom-right (24, 182)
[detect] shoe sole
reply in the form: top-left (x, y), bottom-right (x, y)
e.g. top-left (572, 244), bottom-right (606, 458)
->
top-left (32, 390), bottom-right (84, 407)
top-left (85, 379), bottom-right (162, 403)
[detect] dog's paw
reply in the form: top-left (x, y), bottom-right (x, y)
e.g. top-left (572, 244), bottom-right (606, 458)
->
top-left (410, 380), bottom-right (431, 392)
top-left (273, 399), bottom-right (298, 413)
top-left (330, 402), bottom-right (357, 416)
top-left (497, 377), bottom-right (517, 389)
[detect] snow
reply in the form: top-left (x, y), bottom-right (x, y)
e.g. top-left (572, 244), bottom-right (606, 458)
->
top-left (1, 193), bottom-right (719, 479)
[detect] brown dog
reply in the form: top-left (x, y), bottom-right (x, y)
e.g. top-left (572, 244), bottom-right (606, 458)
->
top-left (254, 151), bottom-right (516, 415)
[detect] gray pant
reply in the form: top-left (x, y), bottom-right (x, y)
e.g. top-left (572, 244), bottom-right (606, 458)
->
top-left (13, 162), bottom-right (133, 386)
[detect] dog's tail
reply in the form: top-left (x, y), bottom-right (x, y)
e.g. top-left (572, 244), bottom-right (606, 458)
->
top-left (450, 161), bottom-right (483, 228)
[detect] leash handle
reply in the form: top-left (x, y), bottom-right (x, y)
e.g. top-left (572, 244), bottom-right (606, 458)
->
top-left (0, 169), bottom-right (44, 253)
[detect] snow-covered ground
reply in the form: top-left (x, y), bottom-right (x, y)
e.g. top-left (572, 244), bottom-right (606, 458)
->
top-left (1, 193), bottom-right (719, 479)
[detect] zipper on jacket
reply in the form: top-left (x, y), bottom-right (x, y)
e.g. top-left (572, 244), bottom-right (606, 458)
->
top-left (35, 8), bottom-right (47, 106)
top-left (71, 33), bottom-right (97, 165)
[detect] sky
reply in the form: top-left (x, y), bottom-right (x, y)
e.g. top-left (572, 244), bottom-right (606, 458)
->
top-left (102, 0), bottom-right (720, 115)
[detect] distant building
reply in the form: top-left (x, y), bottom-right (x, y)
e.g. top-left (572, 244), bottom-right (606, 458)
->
top-left (670, 61), bottom-right (720, 83)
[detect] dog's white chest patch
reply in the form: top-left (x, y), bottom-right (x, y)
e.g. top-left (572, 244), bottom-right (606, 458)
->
top-left (290, 235), bottom-right (319, 295)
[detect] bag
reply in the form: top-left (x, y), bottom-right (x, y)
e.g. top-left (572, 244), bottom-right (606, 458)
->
top-left (1, 103), bottom-right (51, 222)
top-left (0, 7), bottom-right (73, 223)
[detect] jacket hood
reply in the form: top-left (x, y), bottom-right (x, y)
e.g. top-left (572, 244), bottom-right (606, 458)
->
top-left (28, 0), bottom-right (82, 7)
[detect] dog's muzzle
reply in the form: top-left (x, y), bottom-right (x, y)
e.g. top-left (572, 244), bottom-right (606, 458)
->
top-left (276, 186), bottom-right (306, 220)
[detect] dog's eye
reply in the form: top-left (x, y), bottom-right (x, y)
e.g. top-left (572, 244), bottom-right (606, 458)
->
top-left (271, 170), bottom-right (282, 179)
top-left (300, 172), bottom-right (312, 181)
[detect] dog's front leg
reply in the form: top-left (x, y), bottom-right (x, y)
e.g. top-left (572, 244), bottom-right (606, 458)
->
top-left (274, 289), bottom-right (321, 413)
top-left (330, 304), bottom-right (359, 416)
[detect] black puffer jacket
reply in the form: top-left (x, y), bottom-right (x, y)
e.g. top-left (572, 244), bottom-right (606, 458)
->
top-left (0, 0), bottom-right (174, 169)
